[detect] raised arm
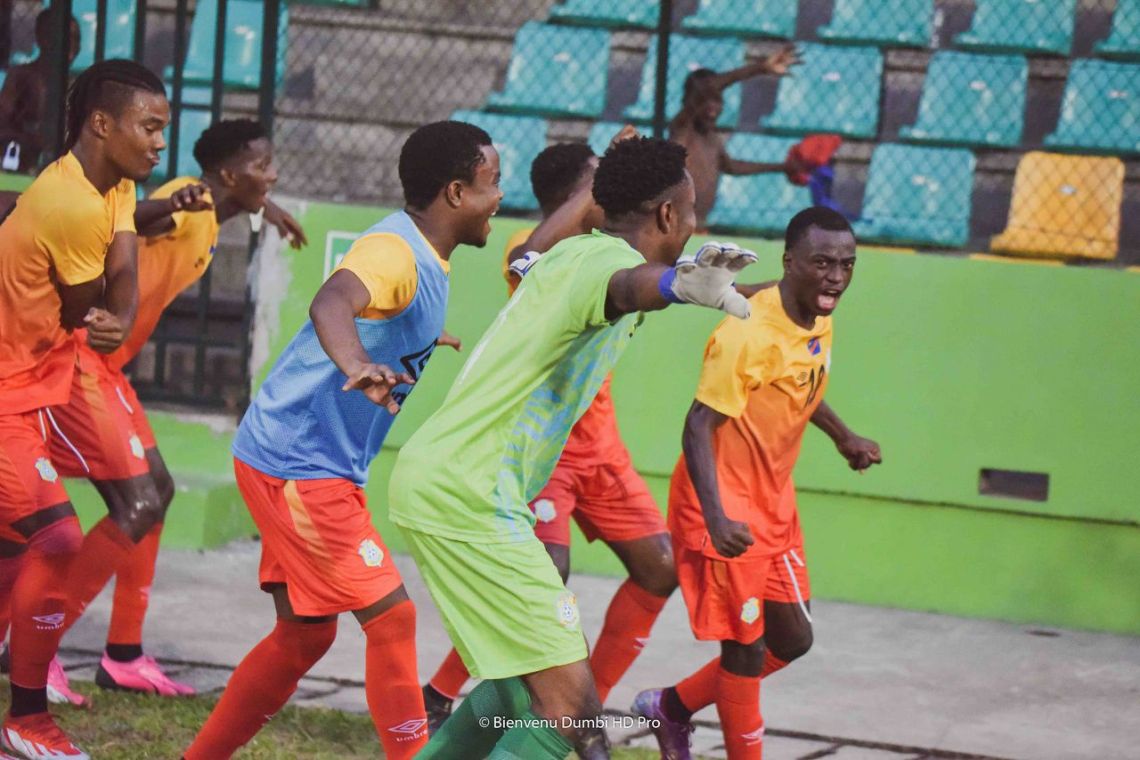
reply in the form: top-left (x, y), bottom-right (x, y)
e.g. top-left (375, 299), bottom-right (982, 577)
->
top-left (309, 270), bottom-right (414, 413)
top-left (683, 400), bottom-right (755, 558)
top-left (811, 400), bottom-right (882, 472)
top-left (134, 184), bottom-right (213, 237)
top-left (705, 44), bottom-right (801, 92)
top-left (81, 231), bottom-right (139, 353)
top-left (507, 182), bottom-right (599, 267)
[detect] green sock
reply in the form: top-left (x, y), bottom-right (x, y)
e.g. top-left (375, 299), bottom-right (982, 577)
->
top-left (488, 710), bottom-right (574, 759)
top-left (417, 677), bottom-right (531, 760)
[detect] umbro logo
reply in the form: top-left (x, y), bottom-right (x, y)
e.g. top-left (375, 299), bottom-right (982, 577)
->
top-left (743, 726), bottom-right (765, 746)
top-left (634, 636), bottom-right (650, 650)
top-left (389, 718), bottom-right (427, 735)
top-left (32, 613), bottom-right (65, 630)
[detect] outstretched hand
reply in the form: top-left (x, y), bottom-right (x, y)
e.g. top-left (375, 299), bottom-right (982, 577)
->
top-left (264, 200), bottom-right (309, 250)
top-left (669, 241), bottom-right (758, 319)
top-left (836, 433), bottom-right (882, 472)
top-left (609, 124), bottom-right (640, 147)
top-left (342, 363), bottom-right (415, 413)
top-left (762, 44), bottom-right (802, 76)
top-left (436, 331), bottom-right (462, 352)
top-left (168, 184), bottom-right (213, 213)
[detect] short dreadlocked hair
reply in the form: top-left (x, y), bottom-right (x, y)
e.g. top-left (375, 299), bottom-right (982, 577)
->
top-left (530, 142), bottom-right (595, 211)
top-left (399, 121), bottom-right (493, 210)
top-left (65, 59), bottom-right (165, 149)
top-left (592, 137), bottom-right (688, 219)
top-left (193, 119), bottom-right (266, 173)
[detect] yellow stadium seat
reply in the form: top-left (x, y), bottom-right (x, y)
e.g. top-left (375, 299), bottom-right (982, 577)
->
top-left (991, 152), bottom-right (1124, 260)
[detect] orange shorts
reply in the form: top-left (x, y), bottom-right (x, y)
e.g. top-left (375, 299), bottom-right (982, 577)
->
top-left (0, 410), bottom-right (71, 534)
top-left (49, 346), bottom-right (154, 481)
top-left (234, 457), bottom-right (403, 617)
top-left (530, 457), bottom-right (665, 547)
top-left (674, 537), bottom-right (811, 645)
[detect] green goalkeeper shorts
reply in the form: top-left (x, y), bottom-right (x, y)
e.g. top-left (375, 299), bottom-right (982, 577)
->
top-left (402, 527), bottom-right (588, 680)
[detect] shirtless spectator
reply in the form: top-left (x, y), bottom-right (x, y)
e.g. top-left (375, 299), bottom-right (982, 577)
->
top-left (670, 45), bottom-right (801, 233)
top-left (0, 7), bottom-right (80, 172)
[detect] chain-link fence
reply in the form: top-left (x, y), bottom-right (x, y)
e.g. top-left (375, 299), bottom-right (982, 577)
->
top-left (1, 0), bottom-right (1138, 408)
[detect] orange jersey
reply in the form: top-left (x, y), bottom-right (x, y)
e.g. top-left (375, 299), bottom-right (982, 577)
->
top-left (107, 177), bottom-right (219, 371)
top-left (669, 286), bottom-right (833, 561)
top-left (501, 227), bottom-right (629, 467)
top-left (0, 153), bottom-right (135, 413)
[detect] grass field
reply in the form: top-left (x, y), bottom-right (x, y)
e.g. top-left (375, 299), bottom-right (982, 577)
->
top-left (11, 681), bottom-right (681, 759)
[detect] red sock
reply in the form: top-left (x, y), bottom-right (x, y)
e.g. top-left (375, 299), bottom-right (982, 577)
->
top-left (9, 519), bottom-right (82, 691)
top-left (362, 601), bottom-right (427, 759)
top-left (760, 651), bottom-right (789, 679)
top-left (675, 656), bottom-right (720, 714)
top-left (0, 554), bottom-right (25, 642)
top-left (61, 517), bottom-right (134, 634)
top-left (184, 618), bottom-right (337, 760)
top-left (429, 647), bottom-right (470, 700)
top-left (715, 667), bottom-right (763, 759)
top-left (590, 579), bottom-right (668, 704)
top-left (107, 522), bottom-right (163, 647)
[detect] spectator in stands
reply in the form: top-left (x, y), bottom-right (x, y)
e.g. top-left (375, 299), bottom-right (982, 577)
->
top-left (0, 6), bottom-right (80, 172)
top-left (670, 45), bottom-right (801, 233)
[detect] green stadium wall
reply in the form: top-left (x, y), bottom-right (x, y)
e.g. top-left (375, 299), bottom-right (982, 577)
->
top-left (70, 198), bottom-right (1140, 636)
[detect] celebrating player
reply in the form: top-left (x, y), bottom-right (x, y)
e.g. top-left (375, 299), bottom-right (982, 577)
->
top-left (633, 207), bottom-right (882, 760)
top-left (423, 129), bottom-right (684, 754)
top-left (24, 118), bottom-right (305, 704)
top-left (183, 120), bottom-right (500, 760)
top-left (0, 59), bottom-right (167, 759)
top-left (389, 136), bottom-right (756, 760)
top-left (670, 45), bottom-right (801, 233)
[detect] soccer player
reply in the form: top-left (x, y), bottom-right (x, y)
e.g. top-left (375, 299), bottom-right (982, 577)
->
top-left (632, 207), bottom-right (882, 760)
top-left (183, 120), bottom-right (501, 760)
top-left (670, 45), bottom-right (800, 233)
top-left (29, 118), bottom-right (306, 703)
top-left (423, 129), bottom-right (684, 745)
top-left (389, 136), bottom-right (756, 760)
top-left (0, 59), bottom-right (167, 759)
top-left (0, 6), bottom-right (80, 172)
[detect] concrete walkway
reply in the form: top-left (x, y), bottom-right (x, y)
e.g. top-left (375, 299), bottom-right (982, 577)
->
top-left (60, 542), bottom-right (1140, 760)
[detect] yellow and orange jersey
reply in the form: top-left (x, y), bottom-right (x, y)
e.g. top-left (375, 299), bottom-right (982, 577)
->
top-left (669, 285), bottom-right (833, 561)
top-left (334, 228), bottom-right (448, 320)
top-left (500, 225), bottom-right (630, 468)
top-left (0, 152), bottom-right (135, 413)
top-left (107, 176), bottom-right (219, 370)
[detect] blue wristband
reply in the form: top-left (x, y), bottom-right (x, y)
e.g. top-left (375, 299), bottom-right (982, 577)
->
top-left (657, 268), bottom-right (684, 304)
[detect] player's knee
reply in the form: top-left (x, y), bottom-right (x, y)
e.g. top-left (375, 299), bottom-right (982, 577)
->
top-left (720, 639), bottom-right (766, 677)
top-left (769, 627), bottom-right (813, 663)
top-left (629, 547), bottom-right (677, 598)
top-left (152, 468), bottom-right (176, 513)
top-left (108, 480), bottom-right (166, 541)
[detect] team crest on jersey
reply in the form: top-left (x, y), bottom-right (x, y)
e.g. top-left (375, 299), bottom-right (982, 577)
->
top-left (740, 597), bottom-right (760, 625)
top-left (34, 458), bottom-right (58, 483)
top-left (534, 499), bottom-right (557, 523)
top-left (555, 591), bottom-right (580, 629)
top-left (358, 539), bottom-right (384, 568)
top-left (807, 338), bottom-right (821, 356)
top-left (129, 434), bottom-right (145, 459)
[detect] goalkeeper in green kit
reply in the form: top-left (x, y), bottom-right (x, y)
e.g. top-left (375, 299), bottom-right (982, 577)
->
top-left (389, 137), bottom-right (757, 759)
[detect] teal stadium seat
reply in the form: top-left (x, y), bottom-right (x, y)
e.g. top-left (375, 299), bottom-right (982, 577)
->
top-left (166, 0), bottom-right (288, 89)
top-left (954, 0), bottom-right (1076, 56)
top-left (680, 0), bottom-right (797, 40)
top-left (549, 0), bottom-right (657, 29)
top-left (1044, 59), bottom-right (1140, 156)
top-left (706, 134), bottom-right (811, 235)
top-left (1096, 0), bottom-right (1140, 61)
top-left (760, 42), bottom-right (882, 138)
top-left (14, 0), bottom-right (135, 72)
top-left (452, 111), bottom-right (546, 212)
top-left (817, 0), bottom-right (933, 47)
top-left (486, 23), bottom-right (610, 119)
top-left (623, 35), bottom-right (745, 129)
top-left (899, 51), bottom-right (1027, 148)
top-left (587, 122), bottom-right (625, 155)
top-left (852, 144), bottom-right (975, 248)
top-left (152, 86), bottom-right (213, 181)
